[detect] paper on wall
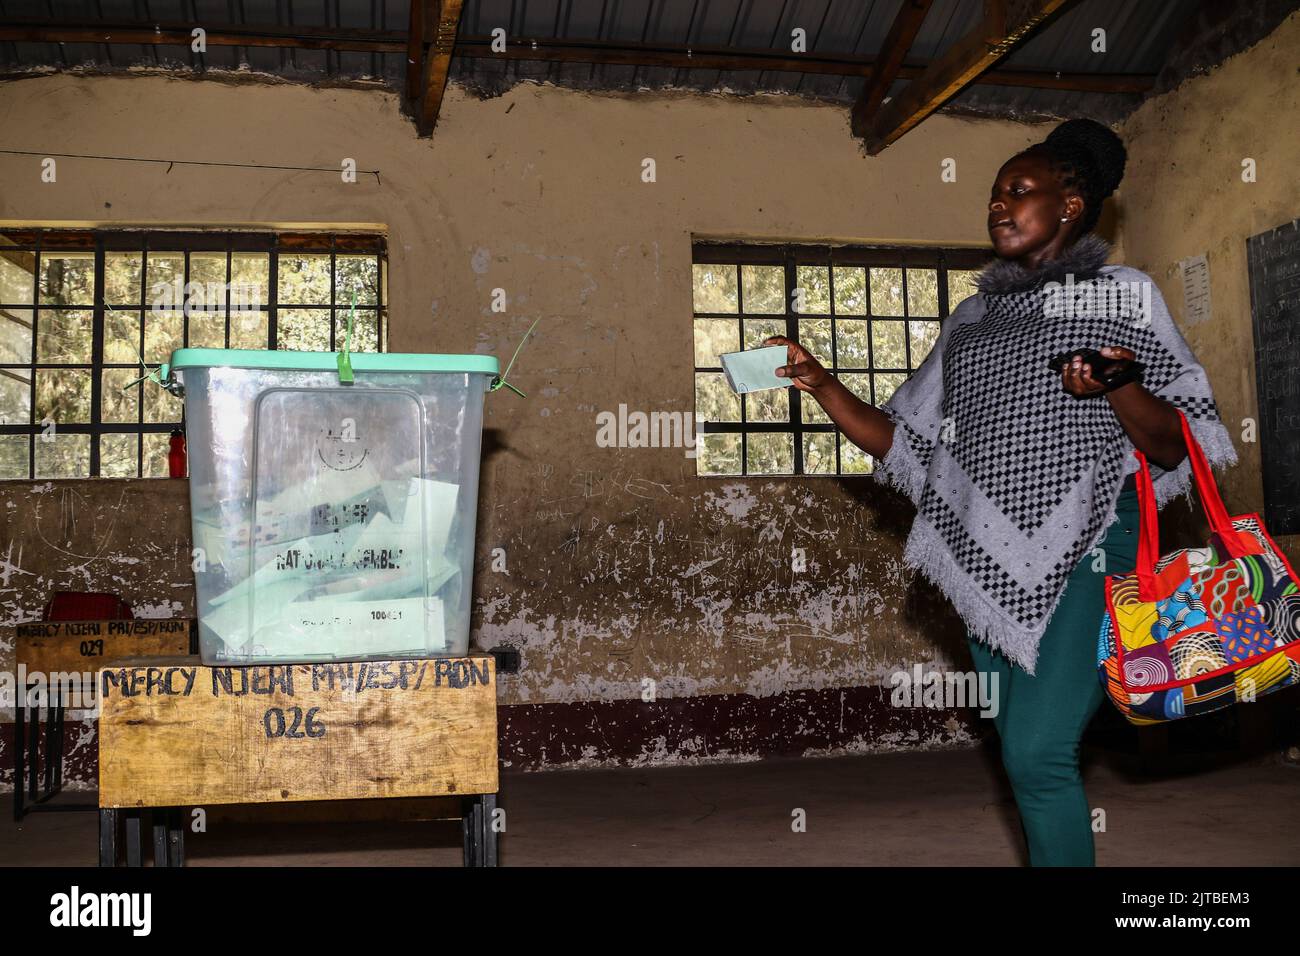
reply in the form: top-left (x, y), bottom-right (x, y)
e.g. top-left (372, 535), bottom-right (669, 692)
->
top-left (1180, 254), bottom-right (1212, 327)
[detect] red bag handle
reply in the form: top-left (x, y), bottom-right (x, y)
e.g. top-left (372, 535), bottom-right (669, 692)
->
top-left (1133, 410), bottom-right (1242, 598)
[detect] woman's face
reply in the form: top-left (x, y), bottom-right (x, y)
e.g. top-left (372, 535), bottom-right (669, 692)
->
top-left (987, 152), bottom-right (1084, 264)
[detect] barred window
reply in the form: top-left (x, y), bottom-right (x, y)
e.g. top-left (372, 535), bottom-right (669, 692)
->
top-left (0, 229), bottom-right (387, 478)
top-left (692, 243), bottom-right (985, 476)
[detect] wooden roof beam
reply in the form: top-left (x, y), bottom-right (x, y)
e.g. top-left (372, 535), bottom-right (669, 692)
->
top-left (863, 0), bottom-right (1075, 154)
top-left (405, 0), bottom-right (426, 101)
top-left (851, 0), bottom-right (935, 139)
top-left (416, 0), bottom-right (464, 137)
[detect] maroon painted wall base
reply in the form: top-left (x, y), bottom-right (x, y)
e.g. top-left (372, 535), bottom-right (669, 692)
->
top-left (0, 684), bottom-right (980, 791)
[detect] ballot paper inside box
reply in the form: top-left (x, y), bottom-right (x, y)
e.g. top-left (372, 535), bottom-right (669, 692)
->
top-left (172, 348), bottom-right (497, 665)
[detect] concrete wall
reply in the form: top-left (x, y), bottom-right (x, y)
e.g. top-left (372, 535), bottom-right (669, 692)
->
top-left (4, 8), bottom-right (1296, 781)
top-left (0, 75), bottom-right (1049, 781)
top-left (1117, 10), bottom-right (1300, 557)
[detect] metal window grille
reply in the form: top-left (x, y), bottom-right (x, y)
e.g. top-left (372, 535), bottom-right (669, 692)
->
top-left (0, 229), bottom-right (388, 478)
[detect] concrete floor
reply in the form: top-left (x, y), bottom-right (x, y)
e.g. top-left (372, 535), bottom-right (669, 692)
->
top-left (4, 743), bottom-right (1299, 866)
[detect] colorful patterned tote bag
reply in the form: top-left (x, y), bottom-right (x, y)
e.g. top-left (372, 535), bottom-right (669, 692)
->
top-left (1098, 412), bottom-right (1300, 725)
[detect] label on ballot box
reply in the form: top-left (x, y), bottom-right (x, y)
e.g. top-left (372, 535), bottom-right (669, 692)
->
top-left (279, 596), bottom-right (445, 657)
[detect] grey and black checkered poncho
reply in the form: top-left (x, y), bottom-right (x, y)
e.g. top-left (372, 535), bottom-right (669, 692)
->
top-left (875, 235), bottom-right (1237, 674)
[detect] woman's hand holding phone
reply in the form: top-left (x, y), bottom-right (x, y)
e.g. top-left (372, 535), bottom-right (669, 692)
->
top-left (1056, 345), bottom-right (1141, 398)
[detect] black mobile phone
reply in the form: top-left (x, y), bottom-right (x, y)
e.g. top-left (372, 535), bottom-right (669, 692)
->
top-left (1048, 348), bottom-right (1145, 389)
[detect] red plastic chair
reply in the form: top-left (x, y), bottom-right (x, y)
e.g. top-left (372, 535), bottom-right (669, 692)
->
top-left (42, 591), bottom-right (134, 622)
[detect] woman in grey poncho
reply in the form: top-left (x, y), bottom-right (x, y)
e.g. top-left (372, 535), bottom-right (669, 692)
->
top-left (766, 118), bottom-right (1236, 866)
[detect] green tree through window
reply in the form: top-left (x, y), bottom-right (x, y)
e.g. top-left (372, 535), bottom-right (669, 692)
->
top-left (692, 243), bottom-right (986, 477)
top-left (0, 230), bottom-right (388, 478)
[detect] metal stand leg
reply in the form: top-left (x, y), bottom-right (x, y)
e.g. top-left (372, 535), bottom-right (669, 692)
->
top-left (459, 794), bottom-right (498, 867)
top-left (42, 706), bottom-right (58, 798)
top-left (461, 796), bottom-right (480, 867)
top-left (152, 812), bottom-right (168, 867)
top-left (99, 809), bottom-right (119, 867)
top-left (167, 808), bottom-right (185, 867)
top-left (12, 696), bottom-right (25, 822)
top-left (473, 795), bottom-right (485, 867)
top-left (25, 686), bottom-right (40, 806)
top-left (461, 797), bottom-right (472, 866)
top-left (482, 792), bottom-right (498, 867)
top-left (125, 810), bottom-right (142, 867)
top-left (51, 705), bottom-right (65, 793)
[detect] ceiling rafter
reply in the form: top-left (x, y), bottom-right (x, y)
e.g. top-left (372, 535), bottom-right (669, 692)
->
top-left (416, 0), bottom-right (465, 135)
top-left (0, 10), bottom-right (1153, 100)
top-left (862, 0), bottom-right (1075, 153)
top-left (851, 0), bottom-right (935, 139)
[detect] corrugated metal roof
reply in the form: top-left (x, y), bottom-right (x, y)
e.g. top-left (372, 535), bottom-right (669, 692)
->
top-left (0, 0), bottom-right (1240, 123)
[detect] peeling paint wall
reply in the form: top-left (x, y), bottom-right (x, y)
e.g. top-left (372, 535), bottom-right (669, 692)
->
top-left (0, 479), bottom-right (194, 636)
top-left (1117, 10), bottom-right (1300, 561)
top-left (0, 481), bottom-right (194, 786)
top-left (0, 74), bottom-right (1063, 784)
top-left (477, 468), bottom-right (970, 702)
top-left (478, 463), bottom-right (977, 697)
top-left (1, 15), bottom-right (1294, 790)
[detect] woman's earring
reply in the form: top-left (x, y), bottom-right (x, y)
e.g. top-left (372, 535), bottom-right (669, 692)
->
top-left (1060, 217), bottom-right (1068, 222)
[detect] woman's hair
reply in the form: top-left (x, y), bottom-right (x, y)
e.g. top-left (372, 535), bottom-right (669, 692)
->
top-left (1024, 118), bottom-right (1127, 234)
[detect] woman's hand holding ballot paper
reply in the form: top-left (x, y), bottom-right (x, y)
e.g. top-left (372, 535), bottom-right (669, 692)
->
top-left (724, 336), bottom-right (897, 460)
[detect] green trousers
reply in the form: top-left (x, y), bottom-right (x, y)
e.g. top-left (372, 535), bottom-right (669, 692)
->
top-left (966, 487), bottom-right (1140, 867)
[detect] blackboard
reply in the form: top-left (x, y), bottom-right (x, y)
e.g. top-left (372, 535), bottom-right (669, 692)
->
top-left (1247, 218), bottom-right (1300, 535)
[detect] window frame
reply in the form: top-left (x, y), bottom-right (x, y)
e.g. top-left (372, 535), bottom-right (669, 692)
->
top-left (691, 241), bottom-right (989, 477)
top-left (0, 228), bottom-right (388, 479)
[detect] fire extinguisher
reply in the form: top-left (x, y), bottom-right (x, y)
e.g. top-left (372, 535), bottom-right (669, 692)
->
top-left (168, 429), bottom-right (187, 478)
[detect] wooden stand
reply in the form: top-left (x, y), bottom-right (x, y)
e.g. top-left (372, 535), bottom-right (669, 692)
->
top-left (8, 620), bottom-right (195, 820)
top-left (95, 654), bottom-right (499, 866)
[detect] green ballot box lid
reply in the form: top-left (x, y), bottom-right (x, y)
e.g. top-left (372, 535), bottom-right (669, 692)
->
top-left (169, 348), bottom-right (500, 376)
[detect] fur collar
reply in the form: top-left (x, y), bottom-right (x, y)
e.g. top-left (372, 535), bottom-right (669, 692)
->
top-left (976, 233), bottom-right (1111, 295)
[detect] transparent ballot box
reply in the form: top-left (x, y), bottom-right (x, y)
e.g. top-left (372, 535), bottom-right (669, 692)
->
top-left (170, 348), bottom-right (498, 664)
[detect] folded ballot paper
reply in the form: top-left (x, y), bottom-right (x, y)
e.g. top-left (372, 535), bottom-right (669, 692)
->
top-left (719, 345), bottom-right (789, 394)
top-left (201, 477), bottom-right (462, 661)
top-left (197, 386), bottom-right (465, 662)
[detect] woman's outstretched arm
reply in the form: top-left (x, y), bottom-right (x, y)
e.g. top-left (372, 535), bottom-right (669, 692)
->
top-left (764, 335), bottom-right (895, 460)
